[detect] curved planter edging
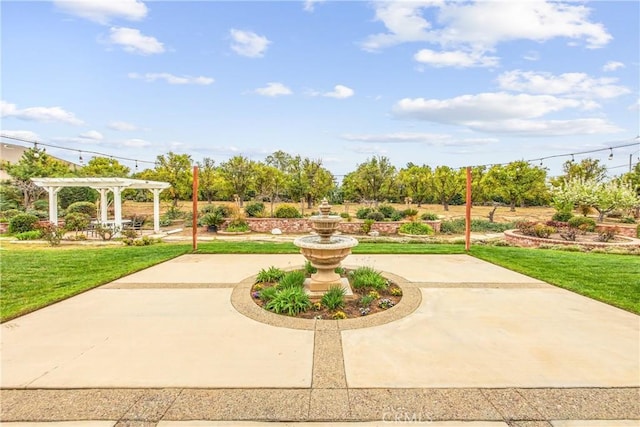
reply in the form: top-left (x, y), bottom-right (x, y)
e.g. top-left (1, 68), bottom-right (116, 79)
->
top-left (503, 229), bottom-right (640, 249)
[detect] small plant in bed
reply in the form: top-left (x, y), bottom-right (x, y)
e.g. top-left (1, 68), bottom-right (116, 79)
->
top-left (251, 264), bottom-right (401, 319)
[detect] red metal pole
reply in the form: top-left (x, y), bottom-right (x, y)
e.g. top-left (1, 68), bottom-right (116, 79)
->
top-left (192, 166), bottom-right (199, 251)
top-left (465, 166), bottom-right (472, 252)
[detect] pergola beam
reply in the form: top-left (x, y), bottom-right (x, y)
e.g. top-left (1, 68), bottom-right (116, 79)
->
top-left (31, 177), bottom-right (170, 234)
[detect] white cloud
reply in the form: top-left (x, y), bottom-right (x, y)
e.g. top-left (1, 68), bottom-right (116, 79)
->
top-left (54, 0), bottom-right (147, 24)
top-left (341, 132), bottom-right (497, 146)
top-left (349, 145), bottom-right (389, 155)
top-left (122, 138), bottom-right (151, 147)
top-left (128, 72), bottom-right (214, 85)
top-left (497, 70), bottom-right (630, 99)
top-left (392, 92), bottom-right (619, 136)
top-left (603, 61), bottom-right (624, 72)
top-left (393, 92), bottom-right (581, 122)
top-left (0, 130), bottom-right (40, 141)
top-left (342, 132), bottom-right (450, 143)
top-left (362, 1), bottom-right (611, 66)
top-left (628, 98), bottom-right (640, 111)
top-left (523, 51), bottom-right (540, 61)
top-left (323, 85), bottom-right (354, 99)
top-left (79, 130), bottom-right (104, 140)
top-left (1, 100), bottom-right (83, 125)
top-left (109, 27), bottom-right (164, 55)
top-left (303, 0), bottom-right (325, 12)
top-left (108, 121), bottom-right (138, 131)
top-left (468, 118), bottom-right (621, 136)
top-left (414, 49), bottom-right (498, 68)
top-left (230, 29), bottom-right (270, 58)
top-left (254, 82), bottom-right (292, 97)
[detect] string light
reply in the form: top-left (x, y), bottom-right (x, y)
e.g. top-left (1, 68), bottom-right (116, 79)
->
top-left (608, 148), bottom-right (613, 160)
top-left (78, 150), bottom-right (84, 165)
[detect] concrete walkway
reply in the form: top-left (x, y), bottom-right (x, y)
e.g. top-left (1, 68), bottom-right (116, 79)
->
top-left (1, 254), bottom-right (639, 426)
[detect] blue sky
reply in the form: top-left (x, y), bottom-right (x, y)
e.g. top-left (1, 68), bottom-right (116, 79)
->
top-left (2, 0), bottom-right (639, 179)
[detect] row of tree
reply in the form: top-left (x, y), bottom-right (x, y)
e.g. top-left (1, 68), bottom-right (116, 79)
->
top-left (2, 147), bottom-right (639, 217)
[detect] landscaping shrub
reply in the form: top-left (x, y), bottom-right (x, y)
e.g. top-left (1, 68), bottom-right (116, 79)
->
top-left (339, 212), bottom-right (351, 220)
top-left (596, 228), bottom-right (617, 242)
top-left (225, 218), bottom-right (250, 232)
top-left (377, 204), bottom-right (395, 219)
top-left (66, 201), bottom-right (97, 217)
top-left (64, 212), bottom-right (91, 234)
top-left (0, 208), bottom-right (23, 222)
top-left (359, 294), bottom-right (375, 307)
top-left (517, 221), bottom-right (556, 238)
top-left (258, 286), bottom-right (279, 303)
top-left (245, 202), bottom-right (265, 218)
top-left (552, 211), bottom-right (574, 222)
top-left (200, 204), bottom-right (218, 214)
top-left (356, 207), bottom-right (373, 219)
top-left (349, 266), bottom-right (388, 291)
top-left (15, 230), bottom-right (43, 240)
top-left (402, 208), bottom-right (418, 219)
top-left (365, 211), bottom-right (385, 221)
top-left (37, 222), bottom-right (64, 246)
top-left (398, 221), bottom-right (434, 235)
top-left (8, 213), bottom-right (39, 233)
top-left (265, 286), bottom-right (311, 316)
top-left (321, 286), bottom-right (346, 310)
top-left (278, 270), bottom-right (306, 290)
top-left (620, 217), bottom-right (636, 224)
top-left (440, 218), bottom-right (466, 234)
top-left (361, 219), bottom-right (375, 234)
top-left (390, 211), bottom-right (403, 221)
top-left (470, 219), bottom-right (515, 232)
top-left (256, 266), bottom-right (286, 283)
top-left (32, 199), bottom-right (49, 211)
top-left (26, 209), bottom-right (48, 219)
top-left (568, 216), bottom-right (596, 232)
top-left (421, 212), bottom-right (439, 221)
top-left (274, 205), bottom-right (301, 218)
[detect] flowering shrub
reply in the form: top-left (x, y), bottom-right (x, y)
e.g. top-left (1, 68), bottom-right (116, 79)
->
top-left (378, 298), bottom-right (395, 309)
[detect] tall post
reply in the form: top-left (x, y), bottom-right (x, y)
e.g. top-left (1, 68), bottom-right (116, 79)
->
top-left (192, 166), bottom-right (199, 251)
top-left (112, 186), bottom-right (123, 234)
top-left (98, 188), bottom-right (109, 222)
top-left (152, 189), bottom-right (161, 233)
top-left (465, 166), bottom-right (472, 252)
top-left (46, 186), bottom-right (61, 225)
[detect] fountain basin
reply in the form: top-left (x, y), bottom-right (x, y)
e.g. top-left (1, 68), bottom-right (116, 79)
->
top-left (309, 215), bottom-right (343, 243)
top-left (293, 235), bottom-right (358, 292)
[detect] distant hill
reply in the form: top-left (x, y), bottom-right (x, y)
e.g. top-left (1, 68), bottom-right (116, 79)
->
top-left (0, 142), bottom-right (78, 180)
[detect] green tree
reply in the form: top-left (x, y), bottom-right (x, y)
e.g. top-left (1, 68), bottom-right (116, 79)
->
top-left (150, 152), bottom-right (193, 207)
top-left (551, 158), bottom-right (608, 187)
top-left (397, 163), bottom-right (432, 206)
top-left (553, 178), bottom-right (639, 222)
top-left (254, 163), bottom-right (286, 216)
top-left (196, 157), bottom-right (219, 203)
top-left (347, 156), bottom-right (397, 205)
top-left (431, 166), bottom-right (464, 211)
top-left (622, 163), bottom-right (640, 217)
top-left (483, 161), bottom-right (548, 211)
top-left (79, 157), bottom-right (130, 177)
top-left (4, 148), bottom-right (71, 208)
top-left (219, 155), bottom-right (256, 207)
top-left (265, 150), bottom-right (294, 172)
top-left (302, 158), bottom-right (335, 208)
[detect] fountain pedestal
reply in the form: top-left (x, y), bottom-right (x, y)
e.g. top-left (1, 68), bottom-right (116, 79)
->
top-left (293, 198), bottom-right (358, 296)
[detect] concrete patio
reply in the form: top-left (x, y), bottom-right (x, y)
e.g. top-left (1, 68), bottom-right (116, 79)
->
top-left (1, 254), bottom-right (638, 426)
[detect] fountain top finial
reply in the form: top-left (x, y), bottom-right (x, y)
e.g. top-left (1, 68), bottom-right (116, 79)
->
top-left (318, 198), bottom-right (331, 217)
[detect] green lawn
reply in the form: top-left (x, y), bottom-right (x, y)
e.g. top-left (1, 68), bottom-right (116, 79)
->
top-left (1, 241), bottom-right (638, 322)
top-left (0, 244), bottom-right (190, 321)
top-left (470, 246), bottom-right (640, 314)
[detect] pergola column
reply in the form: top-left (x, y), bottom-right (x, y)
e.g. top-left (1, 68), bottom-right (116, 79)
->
top-left (98, 188), bottom-right (109, 222)
top-left (112, 186), bottom-right (123, 232)
top-left (44, 186), bottom-right (62, 225)
top-left (152, 188), bottom-right (162, 233)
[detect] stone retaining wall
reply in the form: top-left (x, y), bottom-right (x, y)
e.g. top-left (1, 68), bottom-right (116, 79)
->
top-left (243, 218), bottom-right (441, 234)
top-left (503, 229), bottom-right (640, 249)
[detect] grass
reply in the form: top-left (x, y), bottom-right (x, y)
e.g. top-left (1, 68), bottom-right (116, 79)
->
top-left (470, 245), bottom-right (640, 314)
top-left (0, 243), bottom-right (190, 322)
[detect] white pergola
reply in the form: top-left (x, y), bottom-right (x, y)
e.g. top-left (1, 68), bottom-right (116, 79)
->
top-left (31, 177), bottom-right (171, 233)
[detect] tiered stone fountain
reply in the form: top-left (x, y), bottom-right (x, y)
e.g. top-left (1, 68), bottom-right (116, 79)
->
top-left (293, 199), bottom-right (358, 296)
